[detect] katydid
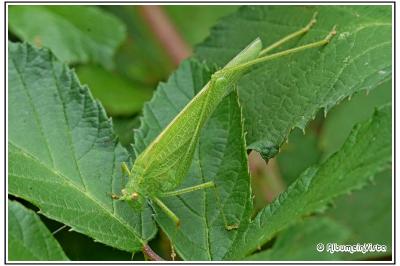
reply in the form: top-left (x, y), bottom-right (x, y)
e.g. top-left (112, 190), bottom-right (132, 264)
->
top-left (114, 13), bottom-right (336, 229)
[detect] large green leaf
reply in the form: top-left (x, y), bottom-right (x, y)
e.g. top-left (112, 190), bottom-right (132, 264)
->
top-left (8, 6), bottom-right (126, 68)
top-left (8, 200), bottom-right (69, 261)
top-left (246, 217), bottom-right (350, 260)
top-left (225, 104), bottom-right (391, 259)
top-left (133, 59), bottom-right (253, 260)
top-left (8, 42), bottom-right (156, 253)
top-left (196, 6), bottom-right (392, 159)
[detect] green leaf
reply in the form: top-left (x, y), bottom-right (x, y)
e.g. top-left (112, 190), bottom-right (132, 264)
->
top-left (8, 42), bottom-right (156, 253)
top-left (76, 65), bottom-right (152, 116)
top-left (8, 6), bottom-right (126, 68)
top-left (134, 59), bottom-right (253, 260)
top-left (246, 217), bottom-right (350, 260)
top-left (8, 200), bottom-right (69, 261)
top-left (196, 6), bottom-right (392, 159)
top-left (225, 104), bottom-right (392, 259)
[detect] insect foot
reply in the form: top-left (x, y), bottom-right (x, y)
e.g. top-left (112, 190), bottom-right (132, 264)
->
top-left (108, 192), bottom-right (120, 200)
top-left (324, 25), bottom-right (337, 43)
top-left (304, 11), bottom-right (318, 32)
top-left (225, 223), bottom-right (240, 231)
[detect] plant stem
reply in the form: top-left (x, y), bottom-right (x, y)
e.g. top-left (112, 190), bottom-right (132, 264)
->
top-left (142, 244), bottom-right (165, 261)
top-left (139, 6), bottom-right (191, 66)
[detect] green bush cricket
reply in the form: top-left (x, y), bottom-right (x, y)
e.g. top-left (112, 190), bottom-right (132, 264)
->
top-left (113, 13), bottom-right (336, 229)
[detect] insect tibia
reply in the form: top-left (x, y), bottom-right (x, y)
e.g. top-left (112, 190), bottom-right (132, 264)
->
top-left (152, 197), bottom-right (180, 226)
top-left (225, 25), bottom-right (338, 74)
top-left (160, 181), bottom-right (215, 197)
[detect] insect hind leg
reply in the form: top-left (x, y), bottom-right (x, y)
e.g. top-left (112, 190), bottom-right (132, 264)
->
top-left (152, 197), bottom-right (180, 227)
top-left (161, 181), bottom-right (239, 230)
top-left (259, 11), bottom-right (318, 56)
top-left (219, 25), bottom-right (337, 76)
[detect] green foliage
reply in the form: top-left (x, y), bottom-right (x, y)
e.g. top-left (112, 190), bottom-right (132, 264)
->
top-left (7, 5), bottom-right (392, 262)
top-left (318, 79), bottom-right (391, 260)
top-left (8, 6), bottom-right (126, 68)
top-left (8, 42), bottom-right (156, 253)
top-left (8, 200), bottom-right (68, 261)
top-left (196, 5), bottom-right (391, 159)
top-left (246, 217), bottom-right (350, 260)
top-left (76, 65), bottom-right (152, 116)
top-left (272, 78), bottom-right (392, 260)
top-left (225, 104), bottom-right (391, 259)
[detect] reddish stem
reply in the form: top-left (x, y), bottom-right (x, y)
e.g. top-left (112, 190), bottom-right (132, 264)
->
top-left (142, 244), bottom-right (165, 261)
top-left (139, 6), bottom-right (191, 66)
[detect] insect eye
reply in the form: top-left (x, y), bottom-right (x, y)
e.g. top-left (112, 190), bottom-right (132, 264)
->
top-left (131, 192), bottom-right (139, 200)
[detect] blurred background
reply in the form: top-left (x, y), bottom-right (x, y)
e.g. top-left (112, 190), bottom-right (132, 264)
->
top-left (8, 5), bottom-right (391, 261)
